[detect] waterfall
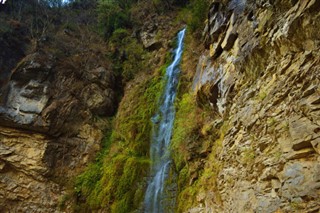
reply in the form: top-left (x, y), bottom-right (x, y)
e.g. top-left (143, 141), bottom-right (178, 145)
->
top-left (144, 28), bottom-right (186, 213)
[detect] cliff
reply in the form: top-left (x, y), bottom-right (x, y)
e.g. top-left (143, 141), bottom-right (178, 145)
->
top-left (0, 1), bottom-right (116, 211)
top-left (173, 0), bottom-right (320, 212)
top-left (0, 0), bottom-right (319, 212)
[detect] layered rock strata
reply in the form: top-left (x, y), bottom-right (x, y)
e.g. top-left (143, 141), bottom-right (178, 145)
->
top-left (191, 0), bottom-right (320, 212)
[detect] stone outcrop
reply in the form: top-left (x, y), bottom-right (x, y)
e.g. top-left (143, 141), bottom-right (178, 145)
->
top-left (190, 0), bottom-right (320, 212)
top-left (0, 126), bottom-right (60, 212)
top-left (0, 37), bottom-right (116, 211)
top-left (139, 13), bottom-right (177, 52)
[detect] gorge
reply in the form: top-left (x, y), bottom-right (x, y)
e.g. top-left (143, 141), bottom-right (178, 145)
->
top-left (0, 0), bottom-right (319, 212)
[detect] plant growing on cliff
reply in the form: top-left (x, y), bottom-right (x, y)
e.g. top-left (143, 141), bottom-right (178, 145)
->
top-left (97, 0), bottom-right (139, 38)
top-left (171, 93), bottom-right (199, 170)
top-left (176, 0), bottom-right (211, 35)
top-left (74, 70), bottom-right (166, 212)
top-left (108, 28), bottom-right (149, 83)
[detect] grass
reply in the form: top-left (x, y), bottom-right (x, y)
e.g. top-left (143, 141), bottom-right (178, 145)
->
top-left (109, 28), bottom-right (150, 82)
top-left (174, 120), bottom-right (228, 212)
top-left (171, 93), bottom-right (200, 171)
top-left (73, 70), bottom-right (166, 212)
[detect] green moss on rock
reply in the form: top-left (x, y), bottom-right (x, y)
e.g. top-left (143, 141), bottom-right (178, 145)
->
top-left (74, 71), bottom-right (165, 212)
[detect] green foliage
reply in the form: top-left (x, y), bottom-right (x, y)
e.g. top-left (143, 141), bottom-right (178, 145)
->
top-left (74, 70), bottom-right (166, 212)
top-left (177, 0), bottom-right (211, 35)
top-left (97, 0), bottom-right (138, 38)
top-left (108, 28), bottom-right (149, 82)
top-left (241, 146), bottom-right (255, 165)
top-left (98, 1), bottom-right (126, 38)
top-left (174, 122), bottom-right (227, 212)
top-left (74, 130), bottom-right (112, 205)
top-left (171, 93), bottom-right (198, 171)
top-left (58, 193), bottom-right (72, 210)
top-left (258, 90), bottom-right (267, 101)
top-left (122, 39), bottom-right (147, 81)
top-left (110, 28), bottom-right (130, 42)
top-left (188, 0), bottom-right (210, 32)
top-left (177, 165), bottom-right (189, 191)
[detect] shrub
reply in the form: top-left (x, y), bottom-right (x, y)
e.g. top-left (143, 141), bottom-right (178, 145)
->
top-left (176, 0), bottom-right (211, 35)
top-left (109, 28), bottom-right (149, 82)
top-left (97, 0), bottom-right (139, 38)
top-left (188, 0), bottom-right (211, 32)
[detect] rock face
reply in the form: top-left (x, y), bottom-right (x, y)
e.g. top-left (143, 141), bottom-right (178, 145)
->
top-left (0, 40), bottom-right (116, 211)
top-left (0, 126), bottom-right (61, 212)
top-left (190, 0), bottom-right (320, 212)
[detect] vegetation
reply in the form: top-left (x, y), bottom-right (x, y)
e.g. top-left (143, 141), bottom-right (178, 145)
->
top-left (97, 0), bottom-right (134, 38)
top-left (108, 28), bottom-right (149, 82)
top-left (173, 118), bottom-right (228, 212)
top-left (168, 23), bottom-right (225, 211)
top-left (171, 93), bottom-right (200, 171)
top-left (177, 0), bottom-right (211, 36)
top-left (97, 0), bottom-right (207, 39)
top-left (97, 0), bottom-right (187, 38)
top-left (1, 0), bottom-right (213, 211)
top-left (74, 68), bottom-right (166, 212)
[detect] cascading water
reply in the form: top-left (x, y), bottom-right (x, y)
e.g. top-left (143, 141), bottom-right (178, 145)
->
top-left (144, 28), bottom-right (186, 213)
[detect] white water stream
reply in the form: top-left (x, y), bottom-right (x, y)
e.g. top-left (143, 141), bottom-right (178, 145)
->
top-left (144, 28), bottom-right (186, 213)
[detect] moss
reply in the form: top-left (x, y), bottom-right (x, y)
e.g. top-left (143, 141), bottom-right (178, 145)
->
top-left (273, 150), bottom-right (282, 161)
top-left (241, 147), bottom-right (256, 165)
top-left (74, 67), bottom-right (166, 212)
top-left (258, 90), bottom-right (267, 101)
top-left (171, 93), bottom-right (199, 171)
top-left (177, 183), bottom-right (199, 210)
top-left (173, 119), bottom-right (228, 212)
top-left (58, 193), bottom-right (72, 210)
top-left (170, 93), bottom-right (204, 211)
top-left (109, 28), bottom-right (150, 82)
top-left (290, 200), bottom-right (305, 210)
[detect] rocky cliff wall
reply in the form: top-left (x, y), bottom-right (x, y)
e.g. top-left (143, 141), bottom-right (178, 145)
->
top-left (0, 18), bottom-right (117, 211)
top-left (0, 2), bottom-right (184, 211)
top-left (185, 0), bottom-right (320, 212)
top-left (1, 0), bottom-right (319, 212)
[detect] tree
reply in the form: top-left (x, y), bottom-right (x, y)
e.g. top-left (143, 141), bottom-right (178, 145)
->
top-left (97, 0), bottom-right (133, 38)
